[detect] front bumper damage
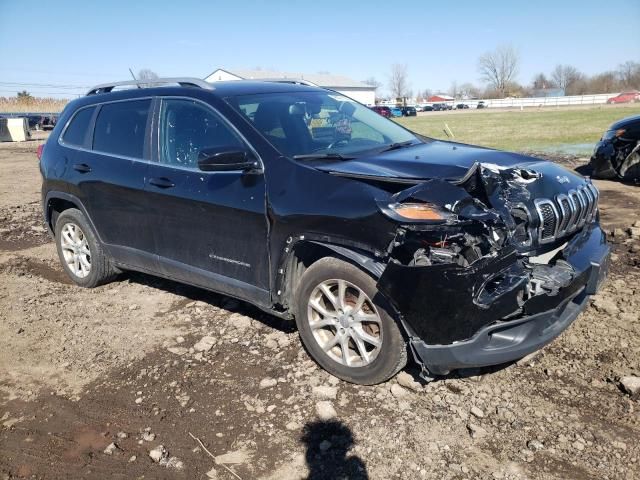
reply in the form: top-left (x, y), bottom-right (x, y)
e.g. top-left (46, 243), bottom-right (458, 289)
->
top-left (591, 138), bottom-right (640, 181)
top-left (378, 222), bottom-right (610, 377)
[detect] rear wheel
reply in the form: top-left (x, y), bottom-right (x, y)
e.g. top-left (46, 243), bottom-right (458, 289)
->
top-left (54, 208), bottom-right (117, 287)
top-left (295, 257), bottom-right (407, 385)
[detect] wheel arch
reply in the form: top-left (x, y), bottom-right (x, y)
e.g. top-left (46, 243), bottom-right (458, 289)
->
top-left (44, 191), bottom-right (102, 242)
top-left (276, 238), bottom-right (386, 313)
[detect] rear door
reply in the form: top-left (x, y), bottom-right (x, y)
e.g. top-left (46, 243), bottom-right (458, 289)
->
top-left (76, 98), bottom-right (157, 270)
top-left (144, 97), bottom-right (270, 302)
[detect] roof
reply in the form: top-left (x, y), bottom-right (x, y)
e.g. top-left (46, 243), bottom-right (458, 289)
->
top-left (208, 80), bottom-right (322, 96)
top-left (427, 94), bottom-right (454, 102)
top-left (66, 80), bottom-right (323, 113)
top-left (206, 68), bottom-right (374, 89)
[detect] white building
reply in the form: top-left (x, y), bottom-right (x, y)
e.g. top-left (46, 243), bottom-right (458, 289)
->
top-left (204, 68), bottom-right (376, 105)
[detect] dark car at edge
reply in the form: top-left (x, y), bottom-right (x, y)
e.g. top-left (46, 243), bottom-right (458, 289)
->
top-left (590, 114), bottom-right (640, 181)
top-left (39, 77), bottom-right (610, 384)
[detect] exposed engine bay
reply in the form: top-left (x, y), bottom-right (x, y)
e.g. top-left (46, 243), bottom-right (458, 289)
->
top-left (376, 162), bottom-right (604, 346)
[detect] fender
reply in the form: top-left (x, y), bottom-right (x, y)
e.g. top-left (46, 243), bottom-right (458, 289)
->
top-left (43, 191), bottom-right (104, 242)
top-left (309, 241), bottom-right (386, 279)
top-left (274, 236), bottom-right (387, 310)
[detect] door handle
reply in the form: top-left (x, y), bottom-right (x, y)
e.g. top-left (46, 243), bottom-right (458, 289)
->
top-left (73, 163), bottom-right (91, 173)
top-left (149, 177), bottom-right (175, 189)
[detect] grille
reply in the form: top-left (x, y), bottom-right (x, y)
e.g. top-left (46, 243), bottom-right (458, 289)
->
top-left (534, 183), bottom-right (599, 244)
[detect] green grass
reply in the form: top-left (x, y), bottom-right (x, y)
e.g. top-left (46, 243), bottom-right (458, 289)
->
top-left (394, 104), bottom-right (640, 154)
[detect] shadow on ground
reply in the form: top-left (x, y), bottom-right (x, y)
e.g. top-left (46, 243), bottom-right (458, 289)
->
top-left (124, 270), bottom-right (296, 333)
top-left (301, 419), bottom-right (368, 480)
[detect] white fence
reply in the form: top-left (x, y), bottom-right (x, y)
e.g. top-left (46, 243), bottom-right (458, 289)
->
top-left (478, 93), bottom-right (617, 109)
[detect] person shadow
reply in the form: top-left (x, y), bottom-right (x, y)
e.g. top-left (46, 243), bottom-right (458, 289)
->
top-left (301, 419), bottom-right (369, 480)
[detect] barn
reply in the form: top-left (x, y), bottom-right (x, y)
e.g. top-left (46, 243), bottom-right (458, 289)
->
top-left (204, 68), bottom-right (377, 105)
top-left (427, 94), bottom-right (454, 103)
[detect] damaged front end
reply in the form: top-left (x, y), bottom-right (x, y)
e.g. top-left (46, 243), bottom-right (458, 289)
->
top-left (590, 122), bottom-right (640, 181)
top-left (376, 163), bottom-right (610, 377)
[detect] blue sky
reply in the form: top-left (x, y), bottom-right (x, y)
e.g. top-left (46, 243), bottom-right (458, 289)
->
top-left (1, 0), bottom-right (638, 98)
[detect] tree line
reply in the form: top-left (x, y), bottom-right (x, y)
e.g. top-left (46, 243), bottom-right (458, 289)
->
top-left (367, 46), bottom-right (639, 101)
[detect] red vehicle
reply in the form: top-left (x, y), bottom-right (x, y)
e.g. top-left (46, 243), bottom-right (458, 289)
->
top-left (606, 91), bottom-right (640, 104)
top-left (370, 105), bottom-right (391, 118)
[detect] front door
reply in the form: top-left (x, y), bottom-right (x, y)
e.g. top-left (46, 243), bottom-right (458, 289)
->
top-left (144, 97), bottom-right (270, 303)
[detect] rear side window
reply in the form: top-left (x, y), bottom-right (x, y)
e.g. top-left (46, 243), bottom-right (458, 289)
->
top-left (93, 99), bottom-right (151, 158)
top-left (61, 106), bottom-right (95, 147)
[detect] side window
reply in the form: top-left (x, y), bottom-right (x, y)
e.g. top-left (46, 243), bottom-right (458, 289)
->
top-left (61, 106), bottom-right (95, 147)
top-left (158, 99), bottom-right (245, 169)
top-left (93, 99), bottom-right (151, 158)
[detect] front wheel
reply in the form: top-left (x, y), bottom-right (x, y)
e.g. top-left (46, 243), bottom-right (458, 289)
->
top-left (295, 257), bottom-right (407, 385)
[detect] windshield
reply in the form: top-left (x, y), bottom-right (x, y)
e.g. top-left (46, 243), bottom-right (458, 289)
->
top-left (226, 91), bottom-right (419, 159)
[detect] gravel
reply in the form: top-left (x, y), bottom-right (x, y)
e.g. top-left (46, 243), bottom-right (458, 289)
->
top-left (620, 376), bottom-right (640, 396)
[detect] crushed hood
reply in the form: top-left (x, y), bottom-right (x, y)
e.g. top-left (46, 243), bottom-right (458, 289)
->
top-left (312, 140), bottom-right (542, 182)
top-left (313, 140), bottom-right (592, 252)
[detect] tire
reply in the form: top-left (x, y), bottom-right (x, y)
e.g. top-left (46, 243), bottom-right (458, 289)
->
top-left (295, 257), bottom-right (407, 385)
top-left (54, 208), bottom-right (117, 288)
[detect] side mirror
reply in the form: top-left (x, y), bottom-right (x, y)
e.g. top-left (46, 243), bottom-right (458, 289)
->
top-left (197, 147), bottom-right (260, 172)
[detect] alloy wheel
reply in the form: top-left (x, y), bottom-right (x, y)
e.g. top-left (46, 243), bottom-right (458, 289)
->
top-left (307, 279), bottom-right (383, 367)
top-left (60, 222), bottom-right (91, 278)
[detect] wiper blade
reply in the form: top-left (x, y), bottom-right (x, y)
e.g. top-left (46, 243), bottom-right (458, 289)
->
top-left (380, 140), bottom-right (416, 152)
top-left (292, 153), bottom-right (355, 161)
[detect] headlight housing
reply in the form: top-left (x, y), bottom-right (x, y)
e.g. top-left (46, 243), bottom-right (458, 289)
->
top-left (383, 202), bottom-right (455, 222)
top-left (602, 128), bottom-right (626, 141)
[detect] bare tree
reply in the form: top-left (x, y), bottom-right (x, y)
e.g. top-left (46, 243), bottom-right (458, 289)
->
top-left (137, 69), bottom-right (159, 87)
top-left (363, 77), bottom-right (382, 89)
top-left (138, 69), bottom-right (158, 80)
top-left (551, 65), bottom-right (583, 94)
top-left (458, 83), bottom-right (479, 99)
top-left (477, 45), bottom-right (519, 98)
top-left (532, 73), bottom-right (555, 90)
top-left (617, 61), bottom-right (640, 89)
top-left (389, 64), bottom-right (410, 100)
top-left (448, 81), bottom-right (458, 99)
top-left (588, 72), bottom-right (619, 94)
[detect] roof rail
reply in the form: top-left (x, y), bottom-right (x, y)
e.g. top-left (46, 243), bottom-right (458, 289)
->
top-left (86, 77), bottom-right (214, 96)
top-left (258, 78), bottom-right (320, 88)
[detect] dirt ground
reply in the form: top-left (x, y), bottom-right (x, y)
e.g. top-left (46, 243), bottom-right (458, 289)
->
top-left (0, 135), bottom-right (639, 480)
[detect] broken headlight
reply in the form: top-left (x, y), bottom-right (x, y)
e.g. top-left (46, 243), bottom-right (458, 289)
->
top-left (384, 202), bottom-right (456, 222)
top-left (602, 128), bottom-right (625, 141)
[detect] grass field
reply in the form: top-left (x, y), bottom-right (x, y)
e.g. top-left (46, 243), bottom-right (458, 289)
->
top-left (395, 104), bottom-right (640, 154)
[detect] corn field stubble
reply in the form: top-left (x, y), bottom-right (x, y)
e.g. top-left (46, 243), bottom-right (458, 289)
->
top-left (0, 97), bottom-right (68, 113)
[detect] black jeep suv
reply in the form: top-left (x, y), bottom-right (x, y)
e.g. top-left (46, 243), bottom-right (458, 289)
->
top-left (40, 78), bottom-right (610, 384)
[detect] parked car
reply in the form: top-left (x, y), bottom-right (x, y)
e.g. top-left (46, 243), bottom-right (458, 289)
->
top-left (432, 103), bottom-right (447, 111)
top-left (477, 101), bottom-right (487, 109)
top-left (456, 103), bottom-right (469, 109)
top-left (40, 77), bottom-right (610, 385)
top-left (400, 106), bottom-right (417, 117)
top-left (370, 105), bottom-right (391, 118)
top-left (590, 114), bottom-right (640, 181)
top-left (606, 91), bottom-right (640, 104)
top-left (42, 115), bottom-right (58, 130)
top-left (27, 115), bottom-right (45, 130)
top-left (389, 107), bottom-right (403, 117)
top-left (421, 105), bottom-right (433, 112)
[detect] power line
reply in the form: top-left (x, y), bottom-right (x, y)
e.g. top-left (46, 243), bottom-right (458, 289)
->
top-left (0, 81), bottom-right (89, 90)
top-left (0, 90), bottom-right (80, 97)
